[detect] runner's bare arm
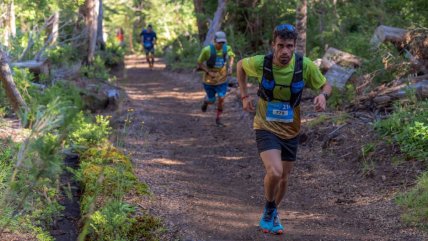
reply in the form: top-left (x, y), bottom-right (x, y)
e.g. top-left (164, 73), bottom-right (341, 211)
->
top-left (237, 60), bottom-right (255, 111)
top-left (197, 63), bottom-right (215, 77)
top-left (313, 83), bottom-right (332, 112)
top-left (228, 56), bottom-right (235, 75)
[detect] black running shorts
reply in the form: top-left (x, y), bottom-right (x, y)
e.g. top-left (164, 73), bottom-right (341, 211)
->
top-left (255, 129), bottom-right (299, 161)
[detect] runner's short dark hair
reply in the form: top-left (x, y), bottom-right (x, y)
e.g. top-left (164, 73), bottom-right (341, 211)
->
top-left (273, 24), bottom-right (298, 42)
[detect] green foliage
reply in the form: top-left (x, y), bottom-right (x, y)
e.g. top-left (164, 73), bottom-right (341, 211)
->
top-left (139, 0), bottom-right (197, 48)
top-left (99, 40), bottom-right (126, 67)
top-left (0, 98), bottom-right (74, 240)
top-left (80, 56), bottom-right (111, 81)
top-left (327, 84), bottom-right (356, 110)
top-left (68, 113), bottom-right (112, 150)
top-left (46, 44), bottom-right (80, 67)
top-left (0, 139), bottom-right (16, 194)
top-left (374, 100), bottom-right (428, 161)
top-left (306, 114), bottom-right (329, 128)
top-left (76, 144), bottom-right (155, 241)
top-left (165, 35), bottom-right (201, 70)
top-left (225, 0), bottom-right (297, 57)
top-left (396, 172), bottom-right (428, 230)
top-left (306, 112), bottom-right (350, 128)
top-left (86, 200), bottom-right (163, 241)
top-left (88, 201), bottom-right (136, 241)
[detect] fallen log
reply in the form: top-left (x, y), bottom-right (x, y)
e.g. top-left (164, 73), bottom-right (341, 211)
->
top-left (359, 78), bottom-right (428, 109)
top-left (370, 25), bottom-right (407, 48)
top-left (10, 59), bottom-right (50, 78)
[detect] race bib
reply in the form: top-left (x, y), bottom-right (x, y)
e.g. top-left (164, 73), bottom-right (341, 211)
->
top-left (266, 102), bottom-right (294, 123)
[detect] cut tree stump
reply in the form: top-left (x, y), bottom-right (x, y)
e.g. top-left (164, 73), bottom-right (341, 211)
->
top-left (10, 59), bottom-right (50, 78)
top-left (321, 47), bottom-right (362, 71)
top-left (370, 25), bottom-right (407, 48)
top-left (324, 64), bottom-right (356, 89)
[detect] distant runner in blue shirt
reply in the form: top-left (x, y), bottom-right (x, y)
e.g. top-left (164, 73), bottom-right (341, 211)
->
top-left (140, 24), bottom-right (157, 69)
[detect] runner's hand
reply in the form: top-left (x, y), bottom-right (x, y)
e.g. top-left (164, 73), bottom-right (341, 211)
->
top-left (207, 71), bottom-right (216, 77)
top-left (242, 96), bottom-right (255, 112)
top-left (314, 94), bottom-right (326, 112)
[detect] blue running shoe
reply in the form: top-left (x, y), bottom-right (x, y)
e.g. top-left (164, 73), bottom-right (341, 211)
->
top-left (271, 213), bottom-right (284, 235)
top-left (259, 207), bottom-right (276, 233)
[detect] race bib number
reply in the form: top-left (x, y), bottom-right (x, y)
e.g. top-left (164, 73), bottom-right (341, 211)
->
top-left (266, 102), bottom-right (294, 123)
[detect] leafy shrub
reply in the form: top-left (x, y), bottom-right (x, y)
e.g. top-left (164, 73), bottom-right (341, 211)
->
top-left (0, 139), bottom-right (16, 193)
top-left (327, 84), bottom-right (356, 110)
top-left (165, 35), bottom-right (201, 70)
top-left (46, 44), bottom-right (80, 67)
top-left (0, 99), bottom-right (72, 240)
top-left (374, 100), bottom-right (428, 161)
top-left (88, 201), bottom-right (136, 240)
top-left (87, 200), bottom-right (163, 241)
top-left (98, 40), bottom-right (126, 67)
top-left (76, 144), bottom-right (156, 241)
top-left (68, 113), bottom-right (111, 150)
top-left (80, 55), bottom-right (110, 81)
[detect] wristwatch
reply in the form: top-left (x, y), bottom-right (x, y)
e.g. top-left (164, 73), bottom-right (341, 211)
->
top-left (321, 92), bottom-right (329, 100)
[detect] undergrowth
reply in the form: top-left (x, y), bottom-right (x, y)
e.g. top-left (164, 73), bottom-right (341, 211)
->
top-left (0, 44), bottom-right (160, 240)
top-left (374, 99), bottom-right (428, 229)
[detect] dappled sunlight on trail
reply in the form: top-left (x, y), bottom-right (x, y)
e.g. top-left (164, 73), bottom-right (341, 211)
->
top-left (113, 55), bottom-right (427, 241)
top-left (124, 54), bottom-right (166, 70)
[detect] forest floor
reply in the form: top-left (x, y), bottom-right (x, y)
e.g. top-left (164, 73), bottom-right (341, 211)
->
top-left (110, 54), bottom-right (428, 241)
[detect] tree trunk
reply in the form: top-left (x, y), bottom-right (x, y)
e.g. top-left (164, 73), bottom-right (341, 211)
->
top-left (97, 0), bottom-right (106, 50)
top-left (35, 13), bottom-right (60, 61)
top-left (50, 12), bottom-right (59, 45)
top-left (203, 0), bottom-right (227, 46)
top-left (295, 0), bottom-right (307, 56)
top-left (9, 0), bottom-right (16, 38)
top-left (193, 0), bottom-right (206, 43)
top-left (87, 0), bottom-right (99, 64)
top-left (2, 3), bottom-right (10, 47)
top-left (0, 50), bottom-right (28, 115)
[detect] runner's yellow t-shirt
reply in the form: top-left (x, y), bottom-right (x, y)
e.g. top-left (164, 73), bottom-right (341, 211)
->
top-left (197, 45), bottom-right (235, 85)
top-left (242, 54), bottom-right (326, 139)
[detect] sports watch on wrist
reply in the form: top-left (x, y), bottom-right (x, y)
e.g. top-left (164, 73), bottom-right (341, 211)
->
top-left (321, 92), bottom-right (329, 100)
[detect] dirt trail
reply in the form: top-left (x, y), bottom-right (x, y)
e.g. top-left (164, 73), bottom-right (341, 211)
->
top-left (115, 55), bottom-right (427, 241)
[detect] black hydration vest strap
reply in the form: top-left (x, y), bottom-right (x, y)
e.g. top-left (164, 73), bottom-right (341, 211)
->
top-left (206, 44), bottom-right (227, 68)
top-left (257, 54), bottom-right (274, 101)
top-left (290, 53), bottom-right (303, 107)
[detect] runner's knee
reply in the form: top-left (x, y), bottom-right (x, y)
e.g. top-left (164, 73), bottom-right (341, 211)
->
top-left (266, 166), bottom-right (283, 179)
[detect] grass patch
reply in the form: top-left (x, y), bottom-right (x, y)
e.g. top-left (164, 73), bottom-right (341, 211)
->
top-left (306, 112), bottom-right (350, 128)
top-left (396, 172), bottom-right (428, 230)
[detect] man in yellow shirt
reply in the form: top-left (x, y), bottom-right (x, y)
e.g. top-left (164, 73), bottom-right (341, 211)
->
top-left (236, 24), bottom-right (332, 234)
top-left (197, 31), bottom-right (235, 126)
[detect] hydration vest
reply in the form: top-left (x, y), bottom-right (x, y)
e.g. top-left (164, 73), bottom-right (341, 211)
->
top-left (257, 53), bottom-right (304, 108)
top-left (206, 44), bottom-right (228, 68)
